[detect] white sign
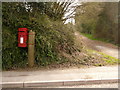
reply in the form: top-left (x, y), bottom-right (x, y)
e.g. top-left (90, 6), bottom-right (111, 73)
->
top-left (20, 37), bottom-right (24, 44)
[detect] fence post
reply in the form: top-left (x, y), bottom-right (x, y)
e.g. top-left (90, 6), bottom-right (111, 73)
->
top-left (28, 30), bottom-right (35, 67)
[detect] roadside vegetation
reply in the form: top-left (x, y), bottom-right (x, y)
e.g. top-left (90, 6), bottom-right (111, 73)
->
top-left (2, 2), bottom-right (80, 70)
top-left (86, 49), bottom-right (119, 66)
top-left (81, 33), bottom-right (113, 43)
top-left (75, 2), bottom-right (119, 45)
top-left (2, 2), bottom-right (119, 70)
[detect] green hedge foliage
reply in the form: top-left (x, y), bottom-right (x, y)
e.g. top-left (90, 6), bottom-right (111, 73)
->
top-left (2, 2), bottom-right (76, 70)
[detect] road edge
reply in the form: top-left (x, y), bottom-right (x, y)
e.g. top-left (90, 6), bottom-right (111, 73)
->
top-left (2, 78), bottom-right (119, 88)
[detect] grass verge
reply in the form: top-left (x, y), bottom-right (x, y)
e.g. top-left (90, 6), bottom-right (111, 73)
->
top-left (86, 49), bottom-right (119, 65)
top-left (81, 33), bottom-right (120, 46)
top-left (98, 52), bottom-right (119, 64)
top-left (81, 33), bottom-right (114, 44)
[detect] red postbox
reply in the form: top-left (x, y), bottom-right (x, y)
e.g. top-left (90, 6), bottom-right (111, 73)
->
top-left (18, 28), bottom-right (28, 47)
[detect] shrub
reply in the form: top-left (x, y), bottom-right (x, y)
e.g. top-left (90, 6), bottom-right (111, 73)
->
top-left (2, 3), bottom-right (76, 70)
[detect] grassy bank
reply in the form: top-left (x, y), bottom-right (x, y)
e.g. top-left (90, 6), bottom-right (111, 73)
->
top-left (81, 33), bottom-right (113, 43)
top-left (86, 49), bottom-right (119, 66)
top-left (81, 33), bottom-right (120, 46)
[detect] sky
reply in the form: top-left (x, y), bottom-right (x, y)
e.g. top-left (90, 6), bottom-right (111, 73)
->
top-left (63, 1), bottom-right (81, 25)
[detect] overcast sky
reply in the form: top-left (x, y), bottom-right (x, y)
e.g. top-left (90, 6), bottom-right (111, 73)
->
top-left (63, 1), bottom-right (81, 25)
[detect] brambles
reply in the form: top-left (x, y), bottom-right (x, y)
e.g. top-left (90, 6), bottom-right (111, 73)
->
top-left (2, 2), bottom-right (77, 70)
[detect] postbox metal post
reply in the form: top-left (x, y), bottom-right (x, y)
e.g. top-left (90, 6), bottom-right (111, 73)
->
top-left (28, 30), bottom-right (35, 67)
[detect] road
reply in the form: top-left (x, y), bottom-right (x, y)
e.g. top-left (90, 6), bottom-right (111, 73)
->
top-left (38, 83), bottom-right (118, 88)
top-left (75, 32), bottom-right (119, 59)
top-left (3, 65), bottom-right (118, 83)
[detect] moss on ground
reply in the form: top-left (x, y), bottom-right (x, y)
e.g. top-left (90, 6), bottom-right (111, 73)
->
top-left (98, 52), bottom-right (119, 64)
top-left (86, 49), bottom-right (119, 65)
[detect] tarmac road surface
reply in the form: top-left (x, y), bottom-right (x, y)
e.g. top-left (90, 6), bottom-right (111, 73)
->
top-left (34, 83), bottom-right (118, 88)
